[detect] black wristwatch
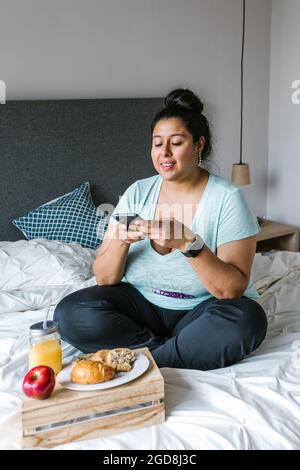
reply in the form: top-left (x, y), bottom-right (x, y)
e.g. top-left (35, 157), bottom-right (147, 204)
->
top-left (181, 234), bottom-right (205, 258)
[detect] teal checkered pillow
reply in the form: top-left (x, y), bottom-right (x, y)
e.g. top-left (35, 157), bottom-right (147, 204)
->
top-left (12, 182), bottom-right (108, 249)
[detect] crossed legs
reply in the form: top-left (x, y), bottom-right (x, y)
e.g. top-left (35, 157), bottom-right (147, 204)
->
top-left (54, 282), bottom-right (267, 370)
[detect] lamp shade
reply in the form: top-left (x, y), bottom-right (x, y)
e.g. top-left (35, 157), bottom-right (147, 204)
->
top-left (231, 163), bottom-right (250, 185)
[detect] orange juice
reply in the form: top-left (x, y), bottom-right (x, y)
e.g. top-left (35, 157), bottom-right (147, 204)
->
top-left (29, 339), bottom-right (62, 374)
top-left (29, 321), bottom-right (62, 375)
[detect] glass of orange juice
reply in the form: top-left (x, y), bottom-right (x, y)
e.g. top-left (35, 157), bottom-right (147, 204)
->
top-left (29, 321), bottom-right (62, 375)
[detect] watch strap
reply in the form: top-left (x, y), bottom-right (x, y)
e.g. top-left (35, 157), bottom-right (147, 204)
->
top-left (181, 234), bottom-right (205, 257)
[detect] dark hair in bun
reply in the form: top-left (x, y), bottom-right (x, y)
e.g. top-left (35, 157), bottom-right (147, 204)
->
top-left (151, 88), bottom-right (212, 160)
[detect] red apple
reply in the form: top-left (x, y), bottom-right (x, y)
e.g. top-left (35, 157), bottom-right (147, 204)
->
top-left (22, 365), bottom-right (56, 400)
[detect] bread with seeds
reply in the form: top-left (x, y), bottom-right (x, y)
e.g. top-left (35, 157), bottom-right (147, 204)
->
top-left (91, 348), bottom-right (136, 372)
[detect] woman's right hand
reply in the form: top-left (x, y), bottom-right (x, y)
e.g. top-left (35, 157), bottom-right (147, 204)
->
top-left (117, 223), bottom-right (146, 245)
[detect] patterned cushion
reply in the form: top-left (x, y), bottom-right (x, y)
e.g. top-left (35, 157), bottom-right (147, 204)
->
top-left (12, 182), bottom-right (109, 249)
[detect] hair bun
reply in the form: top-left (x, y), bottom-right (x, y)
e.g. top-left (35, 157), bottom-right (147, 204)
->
top-left (165, 88), bottom-right (204, 114)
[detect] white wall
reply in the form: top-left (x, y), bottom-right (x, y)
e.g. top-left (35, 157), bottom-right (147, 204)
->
top-left (268, 0), bottom-right (300, 227)
top-left (0, 0), bottom-right (271, 216)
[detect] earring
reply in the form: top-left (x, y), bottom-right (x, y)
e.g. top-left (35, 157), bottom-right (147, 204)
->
top-left (198, 151), bottom-right (202, 167)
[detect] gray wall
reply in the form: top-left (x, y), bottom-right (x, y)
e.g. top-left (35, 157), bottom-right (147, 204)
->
top-left (268, 0), bottom-right (300, 227)
top-left (0, 0), bottom-right (271, 216)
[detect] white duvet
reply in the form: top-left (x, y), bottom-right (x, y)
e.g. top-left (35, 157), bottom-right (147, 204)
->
top-left (0, 238), bottom-right (300, 450)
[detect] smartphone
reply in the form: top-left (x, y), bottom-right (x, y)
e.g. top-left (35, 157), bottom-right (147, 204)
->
top-left (113, 213), bottom-right (143, 229)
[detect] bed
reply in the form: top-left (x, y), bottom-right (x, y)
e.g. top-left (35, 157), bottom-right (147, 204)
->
top-left (1, 99), bottom-right (300, 450)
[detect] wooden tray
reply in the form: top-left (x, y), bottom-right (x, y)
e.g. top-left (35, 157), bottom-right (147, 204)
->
top-left (22, 347), bottom-right (165, 448)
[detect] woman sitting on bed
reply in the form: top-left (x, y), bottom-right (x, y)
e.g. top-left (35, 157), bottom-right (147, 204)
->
top-left (54, 88), bottom-right (267, 370)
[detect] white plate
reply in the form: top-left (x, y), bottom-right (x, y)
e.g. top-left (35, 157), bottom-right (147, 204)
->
top-left (57, 352), bottom-right (150, 391)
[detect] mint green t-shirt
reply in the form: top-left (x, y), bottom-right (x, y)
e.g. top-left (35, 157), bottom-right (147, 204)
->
top-left (109, 172), bottom-right (261, 309)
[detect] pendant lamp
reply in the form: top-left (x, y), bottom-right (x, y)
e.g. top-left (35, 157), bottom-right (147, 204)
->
top-left (231, 0), bottom-right (250, 186)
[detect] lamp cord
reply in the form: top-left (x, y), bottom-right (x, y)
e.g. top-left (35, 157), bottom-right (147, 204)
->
top-left (240, 0), bottom-right (245, 165)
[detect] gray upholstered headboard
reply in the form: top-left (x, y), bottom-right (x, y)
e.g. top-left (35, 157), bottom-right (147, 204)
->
top-left (0, 98), bottom-right (164, 241)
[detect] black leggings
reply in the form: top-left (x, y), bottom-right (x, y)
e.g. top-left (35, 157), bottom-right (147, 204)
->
top-left (53, 282), bottom-right (268, 370)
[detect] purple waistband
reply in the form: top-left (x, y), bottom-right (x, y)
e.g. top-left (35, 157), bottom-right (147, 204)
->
top-left (153, 288), bottom-right (195, 299)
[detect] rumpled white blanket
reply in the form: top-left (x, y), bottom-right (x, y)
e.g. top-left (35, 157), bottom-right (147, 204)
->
top-left (0, 238), bottom-right (95, 291)
top-left (0, 240), bottom-right (300, 450)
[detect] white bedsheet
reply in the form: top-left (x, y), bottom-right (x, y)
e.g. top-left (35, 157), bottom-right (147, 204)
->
top-left (0, 240), bottom-right (300, 450)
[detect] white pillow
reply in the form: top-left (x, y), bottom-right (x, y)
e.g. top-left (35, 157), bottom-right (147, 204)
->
top-left (0, 238), bottom-right (97, 290)
top-left (252, 251), bottom-right (300, 292)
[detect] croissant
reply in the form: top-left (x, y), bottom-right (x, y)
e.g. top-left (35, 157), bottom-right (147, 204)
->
top-left (71, 359), bottom-right (116, 384)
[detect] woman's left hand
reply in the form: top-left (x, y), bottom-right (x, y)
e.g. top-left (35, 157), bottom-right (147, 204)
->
top-left (133, 216), bottom-right (196, 251)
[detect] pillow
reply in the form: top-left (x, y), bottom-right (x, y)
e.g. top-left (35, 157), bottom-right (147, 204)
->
top-left (12, 182), bottom-right (109, 249)
top-left (0, 238), bottom-right (97, 290)
top-left (252, 251), bottom-right (300, 293)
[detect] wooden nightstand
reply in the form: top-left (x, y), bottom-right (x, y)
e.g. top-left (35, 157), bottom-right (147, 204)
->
top-left (256, 219), bottom-right (299, 252)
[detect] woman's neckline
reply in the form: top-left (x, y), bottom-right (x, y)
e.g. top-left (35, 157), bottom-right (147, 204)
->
top-left (148, 171), bottom-right (214, 258)
top-left (154, 170), bottom-right (213, 229)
